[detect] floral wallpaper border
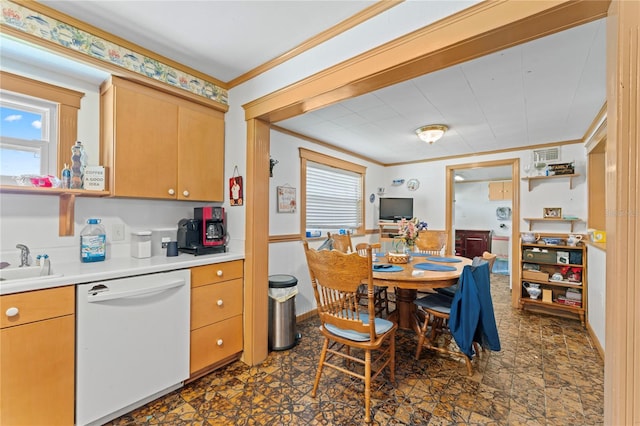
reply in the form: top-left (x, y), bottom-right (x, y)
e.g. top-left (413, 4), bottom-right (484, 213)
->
top-left (1, 0), bottom-right (228, 105)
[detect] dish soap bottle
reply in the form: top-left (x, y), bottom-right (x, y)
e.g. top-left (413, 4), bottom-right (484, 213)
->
top-left (70, 141), bottom-right (87, 189)
top-left (80, 218), bottom-right (106, 262)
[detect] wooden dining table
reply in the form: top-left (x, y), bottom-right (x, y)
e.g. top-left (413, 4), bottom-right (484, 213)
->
top-left (372, 254), bottom-right (472, 331)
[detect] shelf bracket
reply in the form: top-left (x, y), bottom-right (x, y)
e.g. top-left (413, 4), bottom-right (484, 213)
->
top-left (59, 193), bottom-right (76, 236)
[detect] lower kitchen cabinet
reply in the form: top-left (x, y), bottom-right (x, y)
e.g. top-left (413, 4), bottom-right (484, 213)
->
top-left (0, 286), bottom-right (75, 426)
top-left (189, 261), bottom-right (244, 380)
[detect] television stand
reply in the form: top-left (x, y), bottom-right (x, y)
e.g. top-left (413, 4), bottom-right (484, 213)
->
top-left (379, 222), bottom-right (401, 241)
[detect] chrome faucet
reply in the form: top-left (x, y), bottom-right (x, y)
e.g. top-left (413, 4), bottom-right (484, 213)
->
top-left (16, 244), bottom-right (31, 267)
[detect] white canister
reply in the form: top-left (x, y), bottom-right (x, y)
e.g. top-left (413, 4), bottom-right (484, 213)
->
top-left (131, 231), bottom-right (152, 258)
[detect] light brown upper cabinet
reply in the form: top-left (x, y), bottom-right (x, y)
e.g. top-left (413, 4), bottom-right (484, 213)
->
top-left (101, 76), bottom-right (224, 201)
top-left (488, 180), bottom-right (512, 200)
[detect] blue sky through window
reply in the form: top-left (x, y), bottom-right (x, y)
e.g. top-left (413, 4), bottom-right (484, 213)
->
top-left (0, 106), bottom-right (43, 140)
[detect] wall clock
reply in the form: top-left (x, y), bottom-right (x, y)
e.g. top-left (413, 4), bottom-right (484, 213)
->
top-left (407, 178), bottom-right (420, 191)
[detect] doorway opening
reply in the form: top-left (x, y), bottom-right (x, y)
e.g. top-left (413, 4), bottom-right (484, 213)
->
top-left (445, 158), bottom-right (520, 303)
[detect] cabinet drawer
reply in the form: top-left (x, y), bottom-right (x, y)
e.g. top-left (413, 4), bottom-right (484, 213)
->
top-left (191, 279), bottom-right (243, 330)
top-left (1, 286), bottom-right (74, 329)
top-left (190, 315), bottom-right (243, 374)
top-left (191, 260), bottom-right (243, 288)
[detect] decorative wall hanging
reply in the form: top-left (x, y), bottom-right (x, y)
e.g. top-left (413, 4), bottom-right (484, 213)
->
top-left (406, 178), bottom-right (420, 191)
top-left (229, 166), bottom-right (243, 206)
top-left (277, 185), bottom-right (296, 213)
top-left (496, 206), bottom-right (512, 220)
top-left (543, 207), bottom-right (562, 218)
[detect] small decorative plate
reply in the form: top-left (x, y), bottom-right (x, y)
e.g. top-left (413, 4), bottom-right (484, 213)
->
top-left (496, 206), bottom-right (512, 220)
top-left (407, 178), bottom-right (420, 191)
top-left (369, 193), bottom-right (376, 203)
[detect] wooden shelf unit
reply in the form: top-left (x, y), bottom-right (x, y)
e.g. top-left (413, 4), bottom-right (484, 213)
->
top-left (521, 173), bottom-right (580, 191)
top-left (519, 237), bottom-right (587, 325)
top-left (0, 185), bottom-right (110, 236)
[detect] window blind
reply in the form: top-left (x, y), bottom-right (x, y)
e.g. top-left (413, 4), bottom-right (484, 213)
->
top-left (306, 162), bottom-right (362, 230)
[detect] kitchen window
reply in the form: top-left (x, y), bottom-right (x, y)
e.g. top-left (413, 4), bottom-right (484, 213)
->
top-left (300, 148), bottom-right (365, 236)
top-left (0, 92), bottom-right (57, 184)
top-left (0, 71), bottom-right (84, 187)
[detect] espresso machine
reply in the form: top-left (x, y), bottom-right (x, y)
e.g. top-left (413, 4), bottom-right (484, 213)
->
top-left (177, 207), bottom-right (227, 255)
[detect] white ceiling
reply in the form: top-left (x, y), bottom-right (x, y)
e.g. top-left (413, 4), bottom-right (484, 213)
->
top-left (7, 2), bottom-right (606, 179)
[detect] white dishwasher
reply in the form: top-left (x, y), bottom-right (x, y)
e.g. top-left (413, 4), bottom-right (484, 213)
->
top-left (76, 269), bottom-right (190, 426)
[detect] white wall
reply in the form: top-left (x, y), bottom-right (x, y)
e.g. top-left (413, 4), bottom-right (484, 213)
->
top-left (0, 191), bottom-right (207, 263)
top-left (587, 245), bottom-right (606, 350)
top-left (383, 144), bottom-right (588, 235)
top-left (454, 181), bottom-right (513, 233)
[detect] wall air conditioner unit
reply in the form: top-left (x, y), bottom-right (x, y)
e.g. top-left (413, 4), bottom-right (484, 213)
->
top-left (533, 147), bottom-right (560, 163)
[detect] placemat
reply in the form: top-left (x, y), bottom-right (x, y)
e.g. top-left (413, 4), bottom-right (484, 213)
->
top-left (414, 263), bottom-right (457, 272)
top-left (426, 256), bottom-right (462, 263)
top-left (372, 264), bottom-right (403, 272)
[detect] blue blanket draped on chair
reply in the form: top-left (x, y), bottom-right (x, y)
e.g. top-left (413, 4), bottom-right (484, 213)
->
top-left (448, 262), bottom-right (501, 358)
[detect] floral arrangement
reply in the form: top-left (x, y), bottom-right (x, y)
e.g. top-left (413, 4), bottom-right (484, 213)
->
top-left (396, 218), bottom-right (428, 248)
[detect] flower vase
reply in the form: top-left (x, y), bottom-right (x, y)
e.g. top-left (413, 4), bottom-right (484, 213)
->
top-left (393, 237), bottom-right (406, 254)
top-left (388, 237), bottom-right (409, 264)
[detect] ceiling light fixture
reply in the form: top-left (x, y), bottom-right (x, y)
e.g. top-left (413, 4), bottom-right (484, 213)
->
top-left (415, 124), bottom-right (448, 144)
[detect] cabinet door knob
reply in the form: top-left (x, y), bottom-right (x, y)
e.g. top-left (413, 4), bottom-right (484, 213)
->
top-left (183, 190), bottom-right (190, 197)
top-left (216, 270), bottom-right (223, 277)
top-left (216, 339), bottom-right (223, 346)
top-left (168, 188), bottom-right (175, 195)
top-left (5, 307), bottom-right (19, 317)
top-left (217, 299), bottom-right (223, 306)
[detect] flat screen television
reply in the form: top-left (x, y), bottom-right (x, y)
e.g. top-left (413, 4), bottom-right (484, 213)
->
top-left (379, 197), bottom-right (413, 221)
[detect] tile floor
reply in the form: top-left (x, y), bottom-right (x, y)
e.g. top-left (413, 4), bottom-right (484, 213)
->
top-left (107, 274), bottom-right (604, 425)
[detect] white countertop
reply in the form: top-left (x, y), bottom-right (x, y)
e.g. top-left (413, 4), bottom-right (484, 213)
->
top-left (0, 251), bottom-right (245, 295)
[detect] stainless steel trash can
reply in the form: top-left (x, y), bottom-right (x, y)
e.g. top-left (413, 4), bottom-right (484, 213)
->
top-left (268, 274), bottom-right (298, 351)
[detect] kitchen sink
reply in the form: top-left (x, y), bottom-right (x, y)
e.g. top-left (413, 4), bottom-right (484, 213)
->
top-left (0, 266), bottom-right (63, 282)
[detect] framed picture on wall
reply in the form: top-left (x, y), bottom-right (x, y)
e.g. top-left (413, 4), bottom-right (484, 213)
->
top-left (277, 186), bottom-right (296, 213)
top-left (543, 207), bottom-right (562, 219)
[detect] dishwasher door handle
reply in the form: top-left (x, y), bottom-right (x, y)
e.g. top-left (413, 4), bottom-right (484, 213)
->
top-left (87, 279), bottom-right (186, 302)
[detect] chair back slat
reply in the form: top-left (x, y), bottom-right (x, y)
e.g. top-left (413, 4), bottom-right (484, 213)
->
top-left (304, 241), bottom-right (377, 338)
top-left (356, 242), bottom-right (380, 256)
